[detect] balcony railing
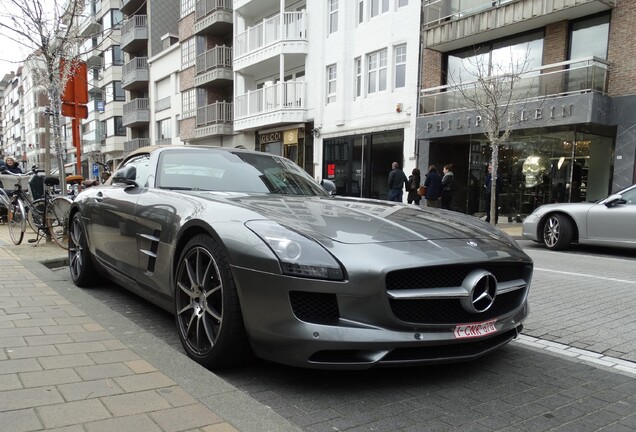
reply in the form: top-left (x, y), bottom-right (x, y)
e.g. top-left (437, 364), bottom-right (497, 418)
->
top-left (122, 57), bottom-right (149, 88)
top-left (121, 15), bottom-right (148, 50)
top-left (196, 46), bottom-right (233, 74)
top-left (124, 138), bottom-right (150, 153)
top-left (234, 11), bottom-right (306, 58)
top-left (123, 98), bottom-right (150, 127)
top-left (155, 96), bottom-right (171, 112)
top-left (235, 81), bottom-right (305, 119)
top-left (419, 57), bottom-right (609, 115)
top-left (423, 0), bottom-right (617, 27)
top-left (196, 102), bottom-right (233, 127)
top-left (195, 0), bottom-right (232, 20)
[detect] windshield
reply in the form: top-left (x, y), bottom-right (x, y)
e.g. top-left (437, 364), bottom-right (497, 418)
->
top-left (156, 149), bottom-right (328, 197)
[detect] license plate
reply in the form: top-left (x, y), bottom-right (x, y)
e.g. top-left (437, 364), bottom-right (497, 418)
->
top-left (453, 319), bottom-right (497, 339)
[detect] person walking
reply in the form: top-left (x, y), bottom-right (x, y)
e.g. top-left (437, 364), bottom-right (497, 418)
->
top-left (424, 165), bottom-right (442, 208)
top-left (485, 163), bottom-right (502, 224)
top-left (441, 164), bottom-right (455, 210)
top-left (387, 161), bottom-right (408, 202)
top-left (406, 168), bottom-right (422, 205)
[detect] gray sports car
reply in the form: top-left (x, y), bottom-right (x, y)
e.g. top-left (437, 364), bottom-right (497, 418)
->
top-left (522, 184), bottom-right (636, 251)
top-left (69, 146), bottom-right (532, 369)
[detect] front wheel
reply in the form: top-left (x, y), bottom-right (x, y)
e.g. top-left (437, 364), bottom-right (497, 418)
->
top-left (47, 197), bottom-right (72, 249)
top-left (174, 234), bottom-right (251, 369)
top-left (542, 214), bottom-right (573, 251)
top-left (8, 198), bottom-right (26, 245)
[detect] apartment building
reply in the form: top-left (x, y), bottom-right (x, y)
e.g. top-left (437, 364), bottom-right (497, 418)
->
top-left (417, 0), bottom-right (633, 218)
top-left (21, 58), bottom-right (52, 171)
top-left (1, 69), bottom-right (24, 166)
top-left (233, 0), bottom-right (421, 200)
top-left (121, 0), bottom-right (179, 155)
top-left (0, 73), bottom-right (13, 161)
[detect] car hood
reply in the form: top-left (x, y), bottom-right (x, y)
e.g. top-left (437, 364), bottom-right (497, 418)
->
top-left (216, 194), bottom-right (512, 245)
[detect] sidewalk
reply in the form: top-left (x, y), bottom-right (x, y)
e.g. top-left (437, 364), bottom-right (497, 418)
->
top-left (0, 224), bottom-right (302, 432)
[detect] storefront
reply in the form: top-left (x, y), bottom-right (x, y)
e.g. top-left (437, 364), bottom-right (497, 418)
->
top-left (416, 94), bottom-right (622, 220)
top-left (258, 125), bottom-right (314, 176)
top-left (322, 129), bottom-right (405, 200)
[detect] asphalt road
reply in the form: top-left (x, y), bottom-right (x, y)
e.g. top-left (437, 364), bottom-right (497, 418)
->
top-left (50, 242), bottom-right (636, 432)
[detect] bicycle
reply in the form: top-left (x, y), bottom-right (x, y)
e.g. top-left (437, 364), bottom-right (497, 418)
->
top-left (0, 168), bottom-right (74, 249)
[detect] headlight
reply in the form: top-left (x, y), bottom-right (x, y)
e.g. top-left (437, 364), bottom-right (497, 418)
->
top-left (245, 220), bottom-right (344, 281)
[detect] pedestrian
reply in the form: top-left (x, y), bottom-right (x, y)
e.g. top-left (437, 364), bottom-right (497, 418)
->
top-left (4, 156), bottom-right (22, 174)
top-left (387, 161), bottom-right (408, 202)
top-left (485, 163), bottom-right (502, 224)
top-left (441, 163), bottom-right (455, 210)
top-left (424, 165), bottom-right (442, 208)
top-left (406, 168), bottom-right (421, 205)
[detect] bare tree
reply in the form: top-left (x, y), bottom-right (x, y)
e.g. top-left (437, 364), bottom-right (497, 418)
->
top-left (0, 0), bottom-right (88, 190)
top-left (449, 48), bottom-right (536, 225)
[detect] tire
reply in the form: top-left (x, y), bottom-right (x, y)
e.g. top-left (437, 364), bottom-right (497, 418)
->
top-left (174, 234), bottom-right (251, 369)
top-left (68, 212), bottom-right (97, 287)
top-left (542, 214), bottom-right (573, 251)
top-left (27, 199), bottom-right (45, 233)
top-left (8, 198), bottom-right (26, 245)
top-left (47, 197), bottom-right (72, 250)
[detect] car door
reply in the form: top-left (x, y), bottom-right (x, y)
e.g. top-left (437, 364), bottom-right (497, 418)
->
top-left (86, 154), bottom-right (150, 278)
top-left (586, 187), bottom-right (636, 246)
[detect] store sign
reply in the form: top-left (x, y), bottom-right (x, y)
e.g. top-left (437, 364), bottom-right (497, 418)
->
top-left (260, 131), bottom-right (282, 144)
top-left (283, 128), bottom-right (298, 145)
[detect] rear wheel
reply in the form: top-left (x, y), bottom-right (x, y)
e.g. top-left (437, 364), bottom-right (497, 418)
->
top-left (174, 234), bottom-right (251, 369)
top-left (542, 214), bottom-right (573, 251)
top-left (27, 199), bottom-right (45, 233)
top-left (8, 198), bottom-right (26, 245)
top-left (47, 197), bottom-right (72, 250)
top-left (68, 212), bottom-right (97, 287)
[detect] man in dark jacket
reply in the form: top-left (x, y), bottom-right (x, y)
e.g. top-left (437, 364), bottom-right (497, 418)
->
top-left (387, 161), bottom-right (408, 202)
top-left (424, 165), bottom-right (443, 207)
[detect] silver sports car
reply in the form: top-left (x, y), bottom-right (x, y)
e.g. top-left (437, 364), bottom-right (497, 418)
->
top-left (522, 184), bottom-right (636, 250)
top-left (69, 146), bottom-right (532, 369)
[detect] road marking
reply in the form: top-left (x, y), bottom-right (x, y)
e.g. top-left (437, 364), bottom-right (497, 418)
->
top-left (534, 268), bottom-right (636, 284)
top-left (513, 334), bottom-right (636, 376)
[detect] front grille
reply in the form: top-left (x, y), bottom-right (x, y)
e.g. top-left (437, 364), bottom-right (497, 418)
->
top-left (389, 290), bottom-right (524, 324)
top-left (386, 262), bottom-right (528, 291)
top-left (289, 291), bottom-right (340, 324)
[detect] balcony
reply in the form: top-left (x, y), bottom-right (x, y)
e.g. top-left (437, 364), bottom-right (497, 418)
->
top-left (423, 0), bottom-right (616, 52)
top-left (195, 102), bottom-right (233, 138)
top-left (234, 81), bottom-right (306, 131)
top-left (155, 96), bottom-right (171, 113)
top-left (79, 15), bottom-right (102, 37)
top-left (195, 0), bottom-right (232, 35)
top-left (122, 98), bottom-right (150, 128)
top-left (195, 46), bottom-right (233, 87)
top-left (121, 15), bottom-right (148, 53)
top-left (121, 0), bottom-right (145, 15)
top-left (419, 57), bottom-right (609, 115)
top-left (84, 50), bottom-right (103, 69)
top-left (122, 57), bottom-right (149, 90)
top-left (234, 11), bottom-right (307, 73)
top-left (124, 138), bottom-right (150, 153)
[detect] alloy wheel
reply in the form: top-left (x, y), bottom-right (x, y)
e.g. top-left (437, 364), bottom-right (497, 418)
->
top-left (543, 215), bottom-right (560, 248)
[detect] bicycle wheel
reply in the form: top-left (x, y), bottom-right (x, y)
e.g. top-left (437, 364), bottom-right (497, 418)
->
top-left (46, 196), bottom-right (72, 249)
top-left (27, 199), bottom-right (45, 233)
top-left (8, 198), bottom-right (26, 245)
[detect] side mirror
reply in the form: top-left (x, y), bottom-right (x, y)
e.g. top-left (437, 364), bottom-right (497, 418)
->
top-left (100, 171), bottom-right (111, 182)
top-left (321, 179), bottom-right (336, 195)
top-left (604, 193), bottom-right (626, 208)
top-left (112, 166), bottom-right (138, 187)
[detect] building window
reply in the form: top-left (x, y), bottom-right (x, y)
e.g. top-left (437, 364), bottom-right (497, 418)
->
top-left (569, 13), bottom-right (610, 61)
top-left (354, 57), bottom-right (362, 97)
top-left (358, 0), bottom-right (364, 24)
top-left (106, 116), bottom-right (125, 137)
top-left (367, 49), bottom-right (387, 94)
top-left (181, 0), bottom-right (195, 17)
top-left (181, 38), bottom-right (196, 69)
top-left (329, 0), bottom-right (338, 34)
top-left (102, 9), bottom-right (123, 31)
top-left (182, 89), bottom-right (196, 118)
top-left (326, 64), bottom-right (337, 104)
top-left (370, 0), bottom-right (389, 18)
top-left (157, 118), bottom-right (171, 139)
top-left (446, 31), bottom-right (544, 84)
top-left (398, 0), bottom-right (408, 7)
top-left (394, 44), bottom-right (406, 88)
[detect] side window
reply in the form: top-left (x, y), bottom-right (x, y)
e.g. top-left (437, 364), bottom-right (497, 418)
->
top-left (119, 154), bottom-right (151, 186)
top-left (621, 188), bottom-right (636, 204)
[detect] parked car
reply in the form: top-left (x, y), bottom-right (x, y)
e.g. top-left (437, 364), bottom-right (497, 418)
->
top-left (522, 184), bottom-right (636, 251)
top-left (68, 146), bottom-right (533, 369)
